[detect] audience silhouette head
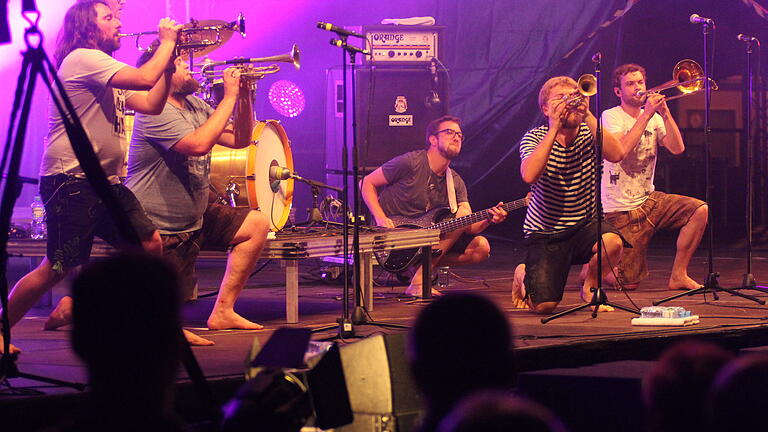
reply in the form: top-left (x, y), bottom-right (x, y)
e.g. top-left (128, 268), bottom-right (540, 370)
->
top-left (408, 293), bottom-right (515, 432)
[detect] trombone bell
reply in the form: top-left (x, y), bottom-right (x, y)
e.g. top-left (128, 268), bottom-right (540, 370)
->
top-left (638, 59), bottom-right (718, 101)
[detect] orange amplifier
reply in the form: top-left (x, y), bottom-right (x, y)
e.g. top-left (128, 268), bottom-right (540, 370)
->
top-left (349, 25), bottom-right (443, 66)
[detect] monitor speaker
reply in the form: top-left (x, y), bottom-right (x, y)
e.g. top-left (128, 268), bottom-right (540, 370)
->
top-left (336, 333), bottom-right (423, 432)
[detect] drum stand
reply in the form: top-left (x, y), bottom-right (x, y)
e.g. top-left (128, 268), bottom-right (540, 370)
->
top-left (289, 175), bottom-right (344, 228)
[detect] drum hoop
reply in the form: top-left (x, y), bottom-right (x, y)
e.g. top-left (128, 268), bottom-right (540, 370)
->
top-left (246, 120), bottom-right (294, 231)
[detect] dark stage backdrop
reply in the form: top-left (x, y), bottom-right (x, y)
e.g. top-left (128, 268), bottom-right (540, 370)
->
top-left (2, 0), bottom-right (767, 241)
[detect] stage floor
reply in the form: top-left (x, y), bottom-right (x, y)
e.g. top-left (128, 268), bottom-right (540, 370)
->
top-left (4, 238), bottom-right (768, 418)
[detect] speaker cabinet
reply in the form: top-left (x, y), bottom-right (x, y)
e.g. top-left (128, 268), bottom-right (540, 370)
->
top-left (325, 66), bottom-right (449, 188)
top-left (336, 333), bottom-right (423, 432)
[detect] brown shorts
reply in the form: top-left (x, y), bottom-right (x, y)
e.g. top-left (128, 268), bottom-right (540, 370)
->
top-left (161, 203), bottom-right (251, 301)
top-left (605, 191), bottom-right (706, 285)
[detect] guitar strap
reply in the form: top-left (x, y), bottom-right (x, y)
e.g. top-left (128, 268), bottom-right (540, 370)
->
top-left (446, 168), bottom-right (458, 213)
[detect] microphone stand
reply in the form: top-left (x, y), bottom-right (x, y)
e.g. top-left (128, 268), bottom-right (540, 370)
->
top-left (738, 37), bottom-right (768, 294)
top-left (542, 53), bottom-right (639, 324)
top-left (314, 33), bottom-right (408, 337)
top-left (654, 20), bottom-right (764, 305)
top-left (312, 35), bottom-right (355, 337)
top-left (283, 173), bottom-right (344, 227)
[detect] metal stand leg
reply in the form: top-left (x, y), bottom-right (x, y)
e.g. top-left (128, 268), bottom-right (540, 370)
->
top-left (285, 260), bottom-right (299, 324)
top-left (421, 245), bottom-right (432, 299)
top-left (362, 252), bottom-right (373, 311)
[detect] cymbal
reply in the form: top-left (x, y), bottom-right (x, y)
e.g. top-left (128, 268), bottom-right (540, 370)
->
top-left (180, 19), bottom-right (237, 58)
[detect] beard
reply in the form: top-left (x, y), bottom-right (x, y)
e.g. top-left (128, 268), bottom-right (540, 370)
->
top-left (173, 77), bottom-right (201, 97)
top-left (563, 109), bottom-right (586, 129)
top-left (625, 94), bottom-right (645, 108)
top-left (437, 142), bottom-right (460, 160)
top-left (97, 33), bottom-right (120, 54)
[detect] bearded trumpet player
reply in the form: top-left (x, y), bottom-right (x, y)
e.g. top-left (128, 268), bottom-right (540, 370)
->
top-left (121, 47), bottom-right (272, 346)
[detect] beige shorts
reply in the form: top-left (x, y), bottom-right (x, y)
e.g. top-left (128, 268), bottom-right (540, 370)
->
top-left (605, 191), bottom-right (705, 285)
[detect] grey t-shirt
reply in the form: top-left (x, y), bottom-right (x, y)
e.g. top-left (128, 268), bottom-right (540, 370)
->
top-left (125, 95), bottom-right (214, 234)
top-left (40, 48), bottom-right (135, 184)
top-left (378, 150), bottom-right (468, 218)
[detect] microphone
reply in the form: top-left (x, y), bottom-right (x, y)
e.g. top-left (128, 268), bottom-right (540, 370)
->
top-left (425, 58), bottom-right (441, 107)
top-left (269, 165), bottom-right (293, 181)
top-left (330, 38), bottom-right (371, 56)
top-left (737, 33), bottom-right (759, 43)
top-left (689, 14), bottom-right (714, 26)
top-left (317, 22), bottom-right (365, 39)
top-left (591, 52), bottom-right (602, 64)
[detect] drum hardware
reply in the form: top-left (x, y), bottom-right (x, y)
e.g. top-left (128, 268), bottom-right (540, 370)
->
top-left (118, 13), bottom-right (246, 57)
top-left (225, 182), bottom-right (240, 208)
top-left (636, 59), bottom-right (718, 101)
top-left (268, 166), bottom-right (342, 227)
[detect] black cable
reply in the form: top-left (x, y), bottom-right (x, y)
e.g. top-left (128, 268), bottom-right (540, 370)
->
top-left (600, 236), bottom-right (641, 311)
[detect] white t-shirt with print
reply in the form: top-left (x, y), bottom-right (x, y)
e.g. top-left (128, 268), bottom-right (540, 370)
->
top-left (601, 105), bottom-right (666, 212)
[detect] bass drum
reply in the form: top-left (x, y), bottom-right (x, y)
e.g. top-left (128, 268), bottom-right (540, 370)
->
top-left (209, 120), bottom-right (294, 231)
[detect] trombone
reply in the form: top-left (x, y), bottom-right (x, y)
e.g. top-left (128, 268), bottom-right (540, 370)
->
top-left (118, 13), bottom-right (246, 53)
top-left (636, 59), bottom-right (718, 101)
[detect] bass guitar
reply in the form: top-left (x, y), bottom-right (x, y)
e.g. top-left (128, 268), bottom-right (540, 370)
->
top-left (374, 197), bottom-right (528, 273)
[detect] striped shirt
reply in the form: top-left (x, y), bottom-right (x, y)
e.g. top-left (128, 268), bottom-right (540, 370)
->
top-left (519, 123), bottom-right (596, 236)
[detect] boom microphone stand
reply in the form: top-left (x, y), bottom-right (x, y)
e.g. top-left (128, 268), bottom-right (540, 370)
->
top-left (654, 16), bottom-right (764, 305)
top-left (314, 28), bottom-right (409, 336)
top-left (542, 52), bottom-right (640, 324)
top-left (736, 34), bottom-right (768, 294)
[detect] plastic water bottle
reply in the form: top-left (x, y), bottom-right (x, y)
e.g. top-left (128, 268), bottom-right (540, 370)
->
top-left (30, 195), bottom-right (46, 240)
top-left (437, 266), bottom-right (450, 289)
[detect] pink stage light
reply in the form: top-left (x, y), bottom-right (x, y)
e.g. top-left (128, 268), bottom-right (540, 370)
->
top-left (268, 79), bottom-right (305, 118)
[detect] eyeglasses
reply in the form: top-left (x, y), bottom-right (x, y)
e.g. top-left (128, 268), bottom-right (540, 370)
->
top-left (436, 129), bottom-right (464, 141)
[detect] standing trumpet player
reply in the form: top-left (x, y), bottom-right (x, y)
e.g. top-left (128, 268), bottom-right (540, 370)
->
top-left (125, 50), bottom-right (270, 338)
top-left (1, 1), bottom-right (181, 354)
top-left (596, 63), bottom-right (708, 291)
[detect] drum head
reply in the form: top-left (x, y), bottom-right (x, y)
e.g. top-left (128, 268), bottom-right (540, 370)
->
top-left (246, 120), bottom-right (294, 231)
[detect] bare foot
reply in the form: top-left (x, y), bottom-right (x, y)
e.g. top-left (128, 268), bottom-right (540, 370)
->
top-left (0, 335), bottom-right (21, 355)
top-left (511, 264), bottom-right (529, 309)
top-left (404, 284), bottom-right (442, 298)
top-left (669, 275), bottom-right (702, 291)
top-left (44, 296), bottom-right (73, 330)
top-left (579, 264), bottom-right (621, 289)
top-left (580, 289), bottom-right (615, 312)
top-left (183, 329), bottom-right (215, 346)
top-left (578, 264), bottom-right (589, 284)
top-left (207, 310), bottom-right (264, 330)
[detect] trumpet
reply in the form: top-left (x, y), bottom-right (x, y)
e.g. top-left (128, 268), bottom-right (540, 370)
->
top-left (119, 13), bottom-right (246, 54)
top-left (636, 59), bottom-right (718, 101)
top-left (195, 44), bottom-right (301, 80)
top-left (563, 74), bottom-right (597, 107)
